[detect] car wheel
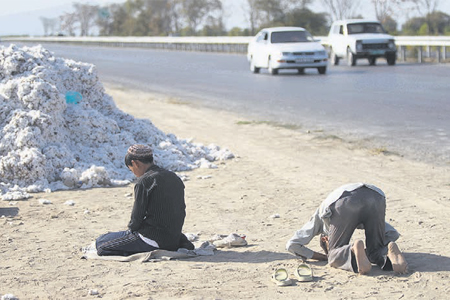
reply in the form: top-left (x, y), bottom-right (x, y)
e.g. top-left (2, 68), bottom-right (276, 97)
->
top-left (387, 54), bottom-right (396, 65)
top-left (250, 58), bottom-right (260, 73)
top-left (268, 58), bottom-right (278, 75)
top-left (368, 57), bottom-right (376, 66)
top-left (297, 68), bottom-right (305, 74)
top-left (318, 67), bottom-right (327, 75)
top-left (330, 48), bottom-right (339, 66)
top-left (347, 48), bottom-right (356, 66)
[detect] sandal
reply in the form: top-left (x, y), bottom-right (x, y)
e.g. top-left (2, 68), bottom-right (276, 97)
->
top-left (271, 268), bottom-right (293, 286)
top-left (294, 263), bottom-right (313, 282)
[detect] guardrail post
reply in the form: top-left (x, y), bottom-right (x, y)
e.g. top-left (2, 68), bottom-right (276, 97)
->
top-left (438, 46), bottom-right (442, 63)
top-left (401, 46), bottom-right (407, 62)
top-left (418, 46), bottom-right (423, 63)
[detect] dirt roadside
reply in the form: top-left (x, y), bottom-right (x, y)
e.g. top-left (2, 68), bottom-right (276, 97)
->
top-left (1, 85), bottom-right (449, 299)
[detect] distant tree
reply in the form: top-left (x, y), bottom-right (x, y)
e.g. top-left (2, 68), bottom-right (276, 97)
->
top-left (404, 0), bottom-right (441, 33)
top-left (402, 16), bottom-right (426, 35)
top-left (60, 12), bottom-right (77, 36)
top-left (40, 17), bottom-right (51, 36)
top-left (227, 26), bottom-right (246, 36)
top-left (39, 17), bottom-right (59, 36)
top-left (120, 0), bottom-right (141, 36)
top-left (242, 0), bottom-right (287, 34)
top-left (179, 26), bottom-right (196, 36)
top-left (444, 26), bottom-right (450, 35)
top-left (163, 0), bottom-right (185, 34)
top-left (381, 15), bottom-right (398, 34)
top-left (427, 11), bottom-right (450, 34)
top-left (350, 14), bottom-right (364, 19)
top-left (106, 4), bottom-right (128, 36)
top-left (243, 0), bottom-right (260, 35)
top-left (418, 22), bottom-right (430, 35)
top-left (402, 10), bottom-right (450, 35)
top-left (96, 6), bottom-right (113, 36)
top-left (179, 0), bottom-right (223, 33)
top-left (73, 3), bottom-right (99, 36)
top-left (370, 0), bottom-right (403, 23)
top-left (407, 0), bottom-right (440, 16)
top-left (131, 0), bottom-right (175, 36)
top-left (320, 0), bottom-right (360, 21)
top-left (282, 8), bottom-right (329, 35)
top-left (253, 0), bottom-right (285, 27)
top-left (284, 0), bottom-right (313, 10)
top-left (199, 16), bottom-right (226, 36)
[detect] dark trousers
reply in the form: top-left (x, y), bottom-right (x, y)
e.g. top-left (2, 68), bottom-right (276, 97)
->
top-left (328, 186), bottom-right (389, 272)
top-left (96, 230), bottom-right (158, 256)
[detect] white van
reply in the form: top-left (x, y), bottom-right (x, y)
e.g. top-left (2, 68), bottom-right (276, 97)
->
top-left (327, 19), bottom-right (397, 66)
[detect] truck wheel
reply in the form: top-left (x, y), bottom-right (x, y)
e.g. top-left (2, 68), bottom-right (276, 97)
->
top-left (330, 48), bottom-right (339, 66)
top-left (318, 67), bottom-right (327, 74)
top-left (347, 48), bottom-right (356, 66)
top-left (250, 58), bottom-right (260, 73)
top-left (268, 58), bottom-right (278, 75)
top-left (387, 54), bottom-right (396, 65)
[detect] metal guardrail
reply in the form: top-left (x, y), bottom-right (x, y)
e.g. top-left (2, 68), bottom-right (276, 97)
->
top-left (2, 35), bottom-right (449, 63)
top-left (2, 36), bottom-right (252, 54)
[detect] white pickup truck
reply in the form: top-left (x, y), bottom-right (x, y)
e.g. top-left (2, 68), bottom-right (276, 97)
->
top-left (326, 19), bottom-right (397, 66)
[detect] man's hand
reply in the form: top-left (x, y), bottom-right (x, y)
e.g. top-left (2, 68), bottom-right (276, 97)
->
top-left (312, 251), bottom-right (328, 261)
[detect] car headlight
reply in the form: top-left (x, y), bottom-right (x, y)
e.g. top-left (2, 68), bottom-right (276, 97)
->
top-left (356, 41), bottom-right (363, 51)
top-left (388, 40), bottom-right (396, 50)
top-left (316, 50), bottom-right (326, 56)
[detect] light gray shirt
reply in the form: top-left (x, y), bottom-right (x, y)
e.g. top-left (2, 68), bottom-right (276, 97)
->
top-left (286, 183), bottom-right (399, 259)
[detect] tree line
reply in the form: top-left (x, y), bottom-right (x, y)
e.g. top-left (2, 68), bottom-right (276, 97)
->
top-left (39, 0), bottom-right (450, 37)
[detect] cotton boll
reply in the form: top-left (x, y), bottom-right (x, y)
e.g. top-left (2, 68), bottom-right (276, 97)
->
top-left (1, 293), bottom-right (19, 300)
top-left (0, 148), bottom-right (46, 186)
top-left (79, 165), bottom-right (112, 188)
top-left (0, 45), bottom-right (234, 200)
top-left (60, 168), bottom-right (80, 188)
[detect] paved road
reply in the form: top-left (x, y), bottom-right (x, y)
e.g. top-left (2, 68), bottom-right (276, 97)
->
top-left (13, 43), bottom-right (450, 164)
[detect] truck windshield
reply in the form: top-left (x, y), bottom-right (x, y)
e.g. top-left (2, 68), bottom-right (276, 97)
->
top-left (271, 31), bottom-right (314, 43)
top-left (347, 23), bottom-right (386, 34)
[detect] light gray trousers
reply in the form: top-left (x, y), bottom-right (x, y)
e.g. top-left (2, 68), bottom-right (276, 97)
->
top-left (327, 186), bottom-right (388, 272)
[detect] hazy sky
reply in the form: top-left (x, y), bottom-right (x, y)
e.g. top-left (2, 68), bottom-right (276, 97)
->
top-left (0, 0), bottom-right (124, 16)
top-left (1, 0), bottom-right (449, 36)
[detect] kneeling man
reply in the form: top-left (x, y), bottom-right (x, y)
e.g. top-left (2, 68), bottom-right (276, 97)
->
top-left (286, 183), bottom-right (407, 274)
top-left (96, 144), bottom-right (193, 256)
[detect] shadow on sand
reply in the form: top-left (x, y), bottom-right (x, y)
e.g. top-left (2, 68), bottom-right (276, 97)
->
top-left (189, 249), bottom-right (296, 263)
top-left (404, 252), bottom-right (450, 272)
top-left (0, 207), bottom-right (19, 217)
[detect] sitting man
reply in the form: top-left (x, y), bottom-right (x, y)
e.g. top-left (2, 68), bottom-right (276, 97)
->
top-left (96, 144), bottom-right (193, 256)
top-left (286, 183), bottom-right (407, 275)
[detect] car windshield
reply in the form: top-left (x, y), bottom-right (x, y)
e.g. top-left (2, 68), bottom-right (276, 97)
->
top-left (347, 23), bottom-right (386, 34)
top-left (270, 31), bottom-right (314, 43)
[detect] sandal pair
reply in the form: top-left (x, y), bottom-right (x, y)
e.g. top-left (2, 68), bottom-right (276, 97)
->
top-left (271, 263), bottom-right (313, 286)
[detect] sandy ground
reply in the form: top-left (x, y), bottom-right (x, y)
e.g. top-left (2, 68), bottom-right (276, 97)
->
top-left (2, 85), bottom-right (450, 300)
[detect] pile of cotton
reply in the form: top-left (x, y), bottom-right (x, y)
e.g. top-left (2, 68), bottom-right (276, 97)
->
top-left (0, 44), bottom-right (233, 200)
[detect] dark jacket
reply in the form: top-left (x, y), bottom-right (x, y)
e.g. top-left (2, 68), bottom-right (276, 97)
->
top-left (128, 164), bottom-right (186, 251)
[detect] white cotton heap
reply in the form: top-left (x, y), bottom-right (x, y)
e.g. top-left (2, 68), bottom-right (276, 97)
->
top-left (0, 45), bottom-right (234, 201)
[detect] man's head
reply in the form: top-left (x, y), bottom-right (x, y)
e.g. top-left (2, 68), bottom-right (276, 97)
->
top-left (125, 144), bottom-right (154, 177)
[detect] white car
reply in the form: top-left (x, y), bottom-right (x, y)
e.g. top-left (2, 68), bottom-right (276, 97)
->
top-left (327, 19), bottom-right (397, 66)
top-left (247, 27), bottom-right (328, 75)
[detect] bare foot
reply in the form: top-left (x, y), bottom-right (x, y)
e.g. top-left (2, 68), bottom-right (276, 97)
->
top-left (352, 240), bottom-right (372, 275)
top-left (387, 242), bottom-right (408, 274)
